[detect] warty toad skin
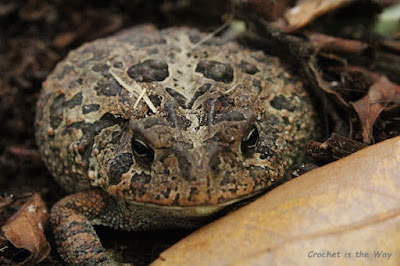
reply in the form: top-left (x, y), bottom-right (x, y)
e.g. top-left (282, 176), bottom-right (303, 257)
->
top-left (35, 25), bottom-right (318, 264)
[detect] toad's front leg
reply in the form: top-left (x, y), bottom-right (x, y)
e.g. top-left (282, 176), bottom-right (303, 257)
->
top-left (50, 189), bottom-right (122, 265)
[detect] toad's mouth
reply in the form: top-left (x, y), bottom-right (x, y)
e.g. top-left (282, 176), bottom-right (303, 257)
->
top-left (125, 188), bottom-right (265, 217)
top-left (110, 169), bottom-right (273, 208)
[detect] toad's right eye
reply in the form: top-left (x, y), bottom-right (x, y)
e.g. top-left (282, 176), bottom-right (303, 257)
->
top-left (131, 138), bottom-right (154, 165)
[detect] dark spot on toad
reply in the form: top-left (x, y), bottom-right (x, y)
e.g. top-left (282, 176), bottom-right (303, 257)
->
top-left (161, 187), bottom-right (171, 199)
top-left (109, 153), bottom-right (134, 185)
top-left (149, 94), bottom-right (162, 107)
top-left (217, 95), bottom-right (235, 108)
top-left (92, 63), bottom-right (110, 77)
top-left (188, 187), bottom-right (199, 201)
top-left (94, 77), bottom-right (122, 96)
top-left (65, 92), bottom-right (83, 109)
top-left (195, 60), bottom-right (233, 83)
top-left (238, 61), bottom-right (259, 75)
top-left (68, 78), bottom-right (83, 89)
top-left (270, 95), bottom-right (296, 111)
top-left (173, 193), bottom-right (181, 205)
top-left (252, 79), bottom-right (263, 93)
top-left (187, 83), bottom-right (211, 108)
top-left (166, 88), bottom-right (187, 108)
top-left (82, 104), bottom-right (100, 114)
top-left (127, 59), bottom-right (169, 82)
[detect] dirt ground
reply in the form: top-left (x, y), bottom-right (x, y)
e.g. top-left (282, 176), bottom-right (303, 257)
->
top-left (1, 0), bottom-right (399, 265)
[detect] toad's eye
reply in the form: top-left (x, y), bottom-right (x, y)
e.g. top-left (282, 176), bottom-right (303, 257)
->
top-left (131, 138), bottom-right (154, 164)
top-left (241, 126), bottom-right (259, 155)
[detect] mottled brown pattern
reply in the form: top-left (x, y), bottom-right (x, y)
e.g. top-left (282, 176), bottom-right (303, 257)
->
top-left (35, 25), bottom-right (319, 264)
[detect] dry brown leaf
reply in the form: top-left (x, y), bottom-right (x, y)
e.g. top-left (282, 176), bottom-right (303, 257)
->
top-left (351, 75), bottom-right (400, 143)
top-left (152, 137), bottom-right (400, 266)
top-left (1, 193), bottom-right (50, 265)
top-left (284, 0), bottom-right (355, 31)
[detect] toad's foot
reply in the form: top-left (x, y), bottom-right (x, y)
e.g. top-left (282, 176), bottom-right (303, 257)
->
top-left (51, 189), bottom-right (123, 265)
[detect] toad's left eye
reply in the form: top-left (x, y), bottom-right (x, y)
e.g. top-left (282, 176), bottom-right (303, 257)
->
top-left (241, 126), bottom-right (259, 155)
top-left (131, 138), bottom-right (154, 165)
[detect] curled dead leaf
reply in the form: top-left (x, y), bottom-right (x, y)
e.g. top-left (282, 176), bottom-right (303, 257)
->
top-left (351, 75), bottom-right (400, 143)
top-left (284, 0), bottom-right (356, 31)
top-left (152, 137), bottom-right (400, 265)
top-left (1, 193), bottom-right (50, 265)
